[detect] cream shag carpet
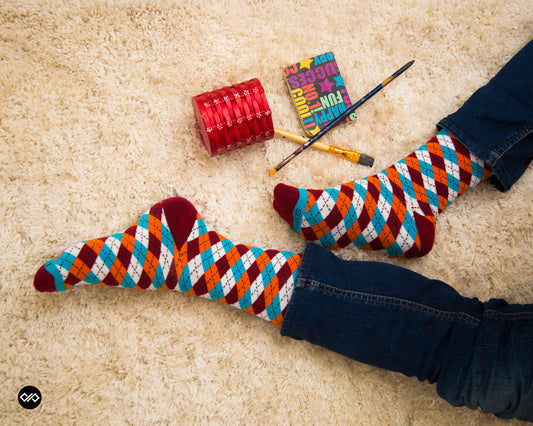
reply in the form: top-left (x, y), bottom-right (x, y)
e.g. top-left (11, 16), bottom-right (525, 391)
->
top-left (1, 1), bottom-right (532, 424)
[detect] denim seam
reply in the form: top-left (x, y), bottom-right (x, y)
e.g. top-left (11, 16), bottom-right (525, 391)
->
top-left (487, 123), bottom-right (533, 166)
top-left (300, 279), bottom-right (481, 327)
top-left (484, 309), bottom-right (533, 320)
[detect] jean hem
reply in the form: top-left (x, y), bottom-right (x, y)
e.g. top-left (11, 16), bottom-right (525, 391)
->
top-left (280, 244), bottom-right (315, 337)
top-left (437, 119), bottom-right (513, 192)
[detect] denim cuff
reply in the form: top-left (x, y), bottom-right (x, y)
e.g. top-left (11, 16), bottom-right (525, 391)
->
top-left (280, 244), bottom-right (314, 339)
top-left (437, 118), bottom-right (533, 193)
top-left (437, 40), bottom-right (533, 192)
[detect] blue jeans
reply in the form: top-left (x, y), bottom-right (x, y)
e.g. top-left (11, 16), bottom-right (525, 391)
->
top-left (281, 244), bottom-right (533, 421)
top-left (281, 41), bottom-right (533, 421)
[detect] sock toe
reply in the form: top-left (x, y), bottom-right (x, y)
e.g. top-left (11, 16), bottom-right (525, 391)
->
top-left (273, 183), bottom-right (300, 227)
top-left (34, 263), bottom-right (58, 292)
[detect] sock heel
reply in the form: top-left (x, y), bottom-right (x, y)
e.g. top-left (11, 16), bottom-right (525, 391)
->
top-left (404, 213), bottom-right (436, 258)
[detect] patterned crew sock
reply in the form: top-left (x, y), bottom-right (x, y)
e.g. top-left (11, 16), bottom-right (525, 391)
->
top-left (273, 129), bottom-right (492, 258)
top-left (34, 197), bottom-right (301, 326)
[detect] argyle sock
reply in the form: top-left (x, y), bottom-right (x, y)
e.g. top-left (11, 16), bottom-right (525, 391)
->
top-left (273, 129), bottom-right (492, 258)
top-left (34, 197), bottom-right (301, 326)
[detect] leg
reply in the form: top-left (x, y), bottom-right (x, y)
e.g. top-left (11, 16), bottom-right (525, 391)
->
top-left (274, 129), bottom-right (492, 258)
top-left (34, 197), bottom-right (301, 326)
top-left (281, 244), bottom-right (533, 421)
top-left (274, 40), bottom-right (533, 257)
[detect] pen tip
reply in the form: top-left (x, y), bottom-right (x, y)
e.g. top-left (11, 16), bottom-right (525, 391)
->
top-left (269, 168), bottom-right (277, 177)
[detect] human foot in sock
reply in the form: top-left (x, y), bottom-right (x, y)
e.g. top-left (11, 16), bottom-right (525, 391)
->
top-left (273, 129), bottom-right (492, 258)
top-left (34, 197), bottom-right (301, 326)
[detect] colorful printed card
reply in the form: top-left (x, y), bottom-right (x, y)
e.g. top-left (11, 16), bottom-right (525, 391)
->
top-left (284, 52), bottom-right (356, 136)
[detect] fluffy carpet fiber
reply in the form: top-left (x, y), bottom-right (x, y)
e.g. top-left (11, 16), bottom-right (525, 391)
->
top-left (1, 1), bottom-right (532, 424)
